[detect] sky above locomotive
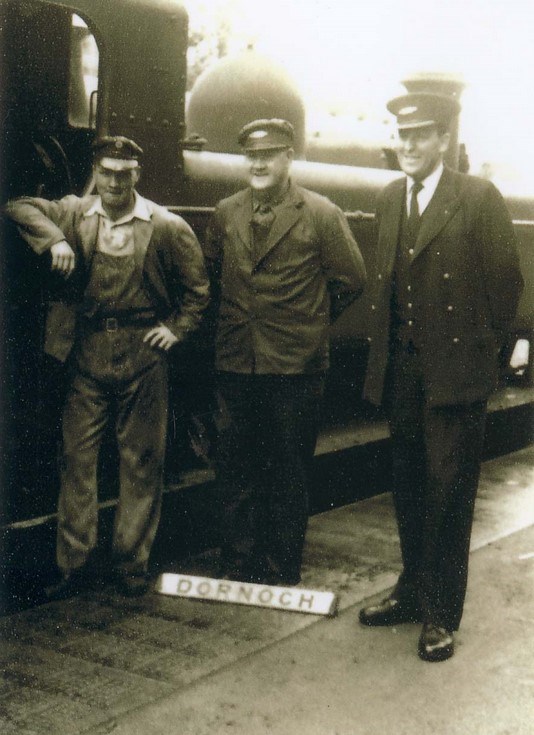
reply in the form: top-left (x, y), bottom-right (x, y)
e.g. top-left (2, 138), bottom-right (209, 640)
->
top-left (183, 0), bottom-right (534, 190)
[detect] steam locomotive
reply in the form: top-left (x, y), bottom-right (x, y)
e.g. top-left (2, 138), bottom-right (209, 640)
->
top-left (1, 0), bottom-right (532, 578)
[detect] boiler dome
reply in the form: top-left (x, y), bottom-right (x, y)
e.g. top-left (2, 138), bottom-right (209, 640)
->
top-left (186, 51), bottom-right (306, 157)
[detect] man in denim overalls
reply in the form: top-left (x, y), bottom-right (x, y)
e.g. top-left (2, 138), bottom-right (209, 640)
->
top-left (6, 137), bottom-right (209, 597)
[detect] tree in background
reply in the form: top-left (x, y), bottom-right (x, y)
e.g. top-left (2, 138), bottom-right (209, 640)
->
top-left (185, 1), bottom-right (239, 92)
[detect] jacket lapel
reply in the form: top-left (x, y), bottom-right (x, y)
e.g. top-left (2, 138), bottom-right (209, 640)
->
top-left (413, 168), bottom-right (462, 259)
top-left (231, 189), bottom-right (251, 251)
top-left (132, 210), bottom-right (154, 269)
top-left (252, 184), bottom-right (303, 269)
top-left (78, 203), bottom-right (99, 265)
top-left (380, 179), bottom-right (405, 275)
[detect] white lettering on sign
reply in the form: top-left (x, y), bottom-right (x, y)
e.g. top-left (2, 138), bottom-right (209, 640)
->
top-left (156, 574), bottom-right (337, 617)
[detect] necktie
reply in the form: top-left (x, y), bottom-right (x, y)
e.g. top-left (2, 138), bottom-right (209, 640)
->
top-left (250, 203), bottom-right (275, 258)
top-left (408, 181), bottom-right (423, 232)
top-left (251, 203), bottom-right (274, 231)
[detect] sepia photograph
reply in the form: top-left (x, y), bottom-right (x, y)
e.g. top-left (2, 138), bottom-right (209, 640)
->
top-left (1, 1), bottom-right (533, 733)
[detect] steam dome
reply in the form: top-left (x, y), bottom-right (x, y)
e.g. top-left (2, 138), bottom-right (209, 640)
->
top-left (186, 51), bottom-right (306, 157)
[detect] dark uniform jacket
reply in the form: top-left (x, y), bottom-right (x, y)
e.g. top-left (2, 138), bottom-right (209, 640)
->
top-left (205, 183), bottom-right (366, 374)
top-left (364, 167), bottom-right (524, 407)
top-left (6, 194), bottom-right (209, 362)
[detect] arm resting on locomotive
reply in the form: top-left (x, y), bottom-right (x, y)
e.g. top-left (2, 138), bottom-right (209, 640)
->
top-left (4, 196), bottom-right (77, 255)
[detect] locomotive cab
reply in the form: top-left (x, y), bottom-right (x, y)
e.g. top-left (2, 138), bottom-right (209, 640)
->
top-left (0, 0), bottom-right (191, 527)
top-left (1, 0), bottom-right (189, 205)
top-left (1, 3), bottom-right (98, 201)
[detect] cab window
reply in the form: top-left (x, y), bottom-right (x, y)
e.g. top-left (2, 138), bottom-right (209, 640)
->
top-left (68, 14), bottom-right (99, 128)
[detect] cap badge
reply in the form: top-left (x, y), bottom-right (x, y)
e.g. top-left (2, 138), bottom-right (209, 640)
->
top-left (399, 105), bottom-right (418, 116)
top-left (250, 130), bottom-right (268, 139)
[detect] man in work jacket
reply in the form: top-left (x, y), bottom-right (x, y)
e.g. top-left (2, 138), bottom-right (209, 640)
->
top-left (6, 136), bottom-right (209, 598)
top-left (205, 118), bottom-right (366, 587)
top-left (358, 93), bottom-right (524, 661)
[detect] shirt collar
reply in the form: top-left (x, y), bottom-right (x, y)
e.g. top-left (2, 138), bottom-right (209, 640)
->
top-left (407, 162), bottom-right (444, 197)
top-left (252, 180), bottom-right (291, 211)
top-left (84, 192), bottom-right (151, 224)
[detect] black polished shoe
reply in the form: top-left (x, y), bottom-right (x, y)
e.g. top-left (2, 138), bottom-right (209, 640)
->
top-left (359, 596), bottom-right (421, 626)
top-left (258, 555), bottom-right (301, 587)
top-left (418, 623), bottom-right (454, 662)
top-left (117, 573), bottom-right (150, 597)
top-left (221, 553), bottom-right (264, 584)
top-left (45, 569), bottom-right (87, 601)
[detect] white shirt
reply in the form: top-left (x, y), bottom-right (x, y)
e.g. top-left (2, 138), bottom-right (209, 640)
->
top-left (84, 193), bottom-right (151, 257)
top-left (406, 162), bottom-right (444, 217)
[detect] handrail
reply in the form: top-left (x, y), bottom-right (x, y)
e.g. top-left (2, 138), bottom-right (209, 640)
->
top-left (167, 206), bottom-right (534, 227)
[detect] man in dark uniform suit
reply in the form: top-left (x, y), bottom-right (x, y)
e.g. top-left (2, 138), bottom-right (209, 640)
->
top-left (358, 94), bottom-right (524, 660)
top-left (6, 137), bottom-right (209, 597)
top-left (205, 119), bottom-right (366, 586)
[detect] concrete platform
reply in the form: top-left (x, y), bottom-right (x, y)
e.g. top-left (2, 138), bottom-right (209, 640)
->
top-left (1, 445), bottom-right (533, 735)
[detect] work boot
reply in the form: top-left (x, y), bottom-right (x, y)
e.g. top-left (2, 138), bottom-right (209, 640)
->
top-left (45, 568), bottom-right (87, 601)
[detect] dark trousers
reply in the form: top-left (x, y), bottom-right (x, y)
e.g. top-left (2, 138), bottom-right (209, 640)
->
top-left (388, 344), bottom-right (487, 630)
top-left (57, 326), bottom-right (168, 576)
top-left (215, 372), bottom-right (324, 581)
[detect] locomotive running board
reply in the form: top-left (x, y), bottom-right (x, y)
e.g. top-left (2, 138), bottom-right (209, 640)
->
top-left (156, 573), bottom-right (338, 617)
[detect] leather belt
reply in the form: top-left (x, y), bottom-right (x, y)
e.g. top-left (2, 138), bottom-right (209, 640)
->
top-left (82, 312), bottom-right (157, 332)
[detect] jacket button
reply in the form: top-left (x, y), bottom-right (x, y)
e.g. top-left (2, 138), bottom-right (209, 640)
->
top-left (447, 305), bottom-right (453, 311)
top-left (407, 302), bottom-right (413, 309)
top-left (371, 304), bottom-right (376, 310)
top-left (444, 273), bottom-right (451, 279)
top-left (367, 337), bottom-right (372, 343)
top-left (453, 337), bottom-right (460, 343)
top-left (408, 320), bottom-right (413, 326)
top-left (408, 248), bottom-right (414, 255)
top-left (378, 274), bottom-right (382, 280)
top-left (407, 285), bottom-right (412, 292)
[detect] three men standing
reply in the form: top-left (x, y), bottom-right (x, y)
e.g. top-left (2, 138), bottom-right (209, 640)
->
top-left (7, 137), bottom-right (209, 597)
top-left (359, 94), bottom-right (523, 660)
top-left (205, 119), bottom-right (366, 586)
top-left (6, 96), bottom-right (523, 659)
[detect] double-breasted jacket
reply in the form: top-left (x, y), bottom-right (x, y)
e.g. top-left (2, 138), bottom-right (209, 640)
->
top-left (364, 167), bottom-right (524, 407)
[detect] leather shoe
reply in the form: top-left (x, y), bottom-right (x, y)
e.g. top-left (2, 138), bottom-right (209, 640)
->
top-left (45, 569), bottom-right (86, 601)
top-left (221, 554), bottom-right (266, 584)
top-left (359, 596), bottom-right (421, 626)
top-left (418, 623), bottom-right (454, 662)
top-left (117, 573), bottom-right (150, 597)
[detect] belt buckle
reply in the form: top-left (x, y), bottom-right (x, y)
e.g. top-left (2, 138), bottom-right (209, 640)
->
top-left (104, 317), bottom-right (119, 332)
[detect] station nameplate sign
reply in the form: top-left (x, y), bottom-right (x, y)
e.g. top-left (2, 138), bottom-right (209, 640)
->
top-left (156, 573), bottom-right (337, 616)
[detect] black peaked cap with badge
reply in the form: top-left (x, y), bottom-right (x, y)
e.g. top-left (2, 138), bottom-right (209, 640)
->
top-left (387, 92), bottom-right (461, 130)
top-left (92, 135), bottom-right (144, 162)
top-left (238, 119), bottom-right (294, 152)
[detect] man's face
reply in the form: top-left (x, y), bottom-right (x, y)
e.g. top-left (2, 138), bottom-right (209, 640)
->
top-left (94, 159), bottom-right (140, 215)
top-left (245, 148), bottom-right (293, 196)
top-left (395, 126), bottom-right (450, 181)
